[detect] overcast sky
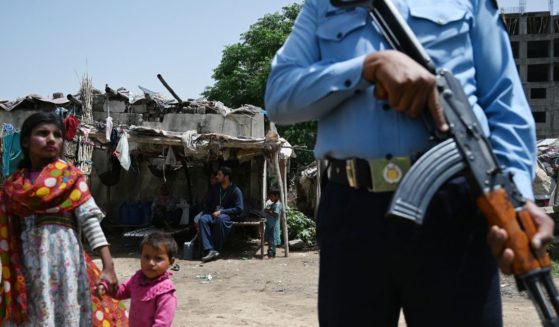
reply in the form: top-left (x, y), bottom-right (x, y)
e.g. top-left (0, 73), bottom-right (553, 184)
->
top-left (0, 1), bottom-right (296, 101)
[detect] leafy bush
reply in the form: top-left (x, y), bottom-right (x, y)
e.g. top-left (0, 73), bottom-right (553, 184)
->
top-left (286, 209), bottom-right (316, 246)
top-left (552, 260), bottom-right (559, 277)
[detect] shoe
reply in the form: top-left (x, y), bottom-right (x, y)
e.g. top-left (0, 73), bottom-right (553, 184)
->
top-left (201, 250), bottom-right (220, 263)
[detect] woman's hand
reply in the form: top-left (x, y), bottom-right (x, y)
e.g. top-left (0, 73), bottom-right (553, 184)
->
top-left (99, 266), bottom-right (118, 289)
top-left (95, 245), bottom-right (118, 297)
top-left (487, 200), bottom-right (554, 275)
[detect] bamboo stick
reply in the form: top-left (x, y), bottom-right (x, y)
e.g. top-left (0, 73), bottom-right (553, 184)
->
top-left (274, 152), bottom-right (289, 257)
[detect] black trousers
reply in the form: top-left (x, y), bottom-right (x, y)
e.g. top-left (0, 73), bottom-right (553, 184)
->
top-left (317, 176), bottom-right (502, 327)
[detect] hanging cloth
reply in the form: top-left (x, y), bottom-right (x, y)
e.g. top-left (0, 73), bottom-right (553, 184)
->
top-left (2, 123), bottom-right (14, 135)
top-left (99, 156), bottom-right (121, 186)
top-left (114, 132), bottom-right (130, 171)
top-left (54, 107), bottom-right (68, 118)
top-left (63, 115), bottom-right (80, 141)
top-left (165, 146), bottom-right (177, 166)
top-left (2, 132), bottom-right (22, 177)
top-left (110, 128), bottom-right (119, 147)
top-left (105, 117), bottom-right (113, 142)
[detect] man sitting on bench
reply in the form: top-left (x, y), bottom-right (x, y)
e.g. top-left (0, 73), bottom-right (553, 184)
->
top-left (199, 166), bottom-right (244, 263)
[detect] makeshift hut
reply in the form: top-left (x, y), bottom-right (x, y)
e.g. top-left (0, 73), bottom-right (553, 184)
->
top-left (0, 82), bottom-right (293, 257)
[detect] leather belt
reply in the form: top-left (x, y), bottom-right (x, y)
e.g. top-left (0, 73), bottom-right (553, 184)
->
top-left (327, 155), bottom-right (420, 192)
top-left (329, 158), bottom-right (374, 190)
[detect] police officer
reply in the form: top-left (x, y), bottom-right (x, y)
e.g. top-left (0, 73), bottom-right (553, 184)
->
top-left (265, 0), bottom-right (554, 326)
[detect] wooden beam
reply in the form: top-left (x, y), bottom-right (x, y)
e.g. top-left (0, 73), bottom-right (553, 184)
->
top-left (130, 136), bottom-right (182, 146)
top-left (262, 158), bottom-right (267, 210)
top-left (274, 152), bottom-right (289, 257)
top-left (88, 129), bottom-right (283, 155)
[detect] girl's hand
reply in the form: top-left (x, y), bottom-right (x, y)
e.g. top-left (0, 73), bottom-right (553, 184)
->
top-left (94, 281), bottom-right (109, 299)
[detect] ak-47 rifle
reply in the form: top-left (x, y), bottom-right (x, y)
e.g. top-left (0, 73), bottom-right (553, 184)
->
top-left (330, 0), bottom-right (559, 325)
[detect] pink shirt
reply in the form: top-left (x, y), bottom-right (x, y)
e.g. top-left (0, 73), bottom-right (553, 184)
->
top-left (111, 270), bottom-right (177, 327)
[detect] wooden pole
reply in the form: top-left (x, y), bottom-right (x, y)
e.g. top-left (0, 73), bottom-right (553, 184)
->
top-left (262, 158), bottom-right (267, 209)
top-left (180, 158), bottom-right (193, 206)
top-left (274, 152), bottom-right (289, 257)
top-left (157, 74), bottom-right (184, 104)
top-left (281, 159), bottom-right (288, 209)
top-left (554, 173), bottom-right (559, 205)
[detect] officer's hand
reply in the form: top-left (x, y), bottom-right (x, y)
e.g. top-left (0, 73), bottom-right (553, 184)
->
top-left (362, 50), bottom-right (448, 132)
top-left (487, 200), bottom-right (554, 275)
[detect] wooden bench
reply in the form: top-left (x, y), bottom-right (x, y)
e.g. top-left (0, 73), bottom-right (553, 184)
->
top-left (121, 225), bottom-right (190, 247)
top-left (145, 218), bottom-right (266, 260)
top-left (232, 218), bottom-right (266, 259)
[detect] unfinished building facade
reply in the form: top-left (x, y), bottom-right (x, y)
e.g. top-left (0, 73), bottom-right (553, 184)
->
top-left (504, 12), bottom-right (559, 138)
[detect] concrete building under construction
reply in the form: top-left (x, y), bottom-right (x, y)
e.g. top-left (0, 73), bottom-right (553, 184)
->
top-left (503, 2), bottom-right (559, 138)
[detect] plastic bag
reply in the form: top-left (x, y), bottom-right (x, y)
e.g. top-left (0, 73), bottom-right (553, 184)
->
top-left (114, 132), bottom-right (130, 171)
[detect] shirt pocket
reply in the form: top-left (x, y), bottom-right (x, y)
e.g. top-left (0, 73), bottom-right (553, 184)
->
top-left (316, 8), bottom-right (371, 60)
top-left (407, 1), bottom-right (470, 48)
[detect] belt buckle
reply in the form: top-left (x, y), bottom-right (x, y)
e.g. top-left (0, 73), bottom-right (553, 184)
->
top-left (367, 157), bottom-right (411, 192)
top-left (345, 159), bottom-right (359, 189)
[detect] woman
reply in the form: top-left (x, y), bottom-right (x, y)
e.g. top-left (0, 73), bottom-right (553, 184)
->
top-left (0, 112), bottom-right (127, 326)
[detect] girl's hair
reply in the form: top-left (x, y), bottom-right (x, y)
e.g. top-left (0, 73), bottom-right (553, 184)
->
top-left (19, 111), bottom-right (66, 169)
top-left (268, 187), bottom-right (281, 197)
top-left (140, 232), bottom-right (178, 259)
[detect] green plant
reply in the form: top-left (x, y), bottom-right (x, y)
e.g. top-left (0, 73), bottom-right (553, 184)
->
top-left (204, 3), bottom-right (317, 173)
top-left (286, 209), bottom-right (316, 246)
top-left (552, 260), bottom-right (559, 278)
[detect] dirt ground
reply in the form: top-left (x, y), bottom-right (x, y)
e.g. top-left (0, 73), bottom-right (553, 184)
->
top-left (101, 235), bottom-right (543, 327)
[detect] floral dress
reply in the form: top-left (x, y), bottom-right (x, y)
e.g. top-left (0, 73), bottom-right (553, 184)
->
top-left (0, 160), bottom-right (128, 326)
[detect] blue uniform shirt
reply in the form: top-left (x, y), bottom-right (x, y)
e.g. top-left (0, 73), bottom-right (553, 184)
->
top-left (265, 0), bottom-right (536, 199)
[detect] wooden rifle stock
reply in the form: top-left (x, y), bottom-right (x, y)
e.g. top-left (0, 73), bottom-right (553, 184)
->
top-left (476, 189), bottom-right (551, 274)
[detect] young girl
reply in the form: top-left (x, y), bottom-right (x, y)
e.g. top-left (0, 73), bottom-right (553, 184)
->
top-left (98, 232), bottom-right (178, 327)
top-left (264, 187), bottom-right (283, 258)
top-left (0, 112), bottom-right (127, 326)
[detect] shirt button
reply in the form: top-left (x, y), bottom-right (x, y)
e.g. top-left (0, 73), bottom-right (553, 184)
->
top-left (337, 32), bottom-right (343, 39)
top-left (383, 104), bottom-right (390, 111)
top-left (344, 80), bottom-right (352, 87)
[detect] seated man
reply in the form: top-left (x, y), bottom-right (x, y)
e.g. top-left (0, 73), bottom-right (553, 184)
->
top-left (151, 183), bottom-right (181, 229)
top-left (199, 166), bottom-right (244, 262)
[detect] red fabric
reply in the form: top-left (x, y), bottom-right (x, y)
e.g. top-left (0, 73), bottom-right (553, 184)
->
top-left (0, 160), bottom-right (91, 323)
top-left (86, 253), bottom-right (129, 326)
top-left (64, 115), bottom-right (80, 141)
